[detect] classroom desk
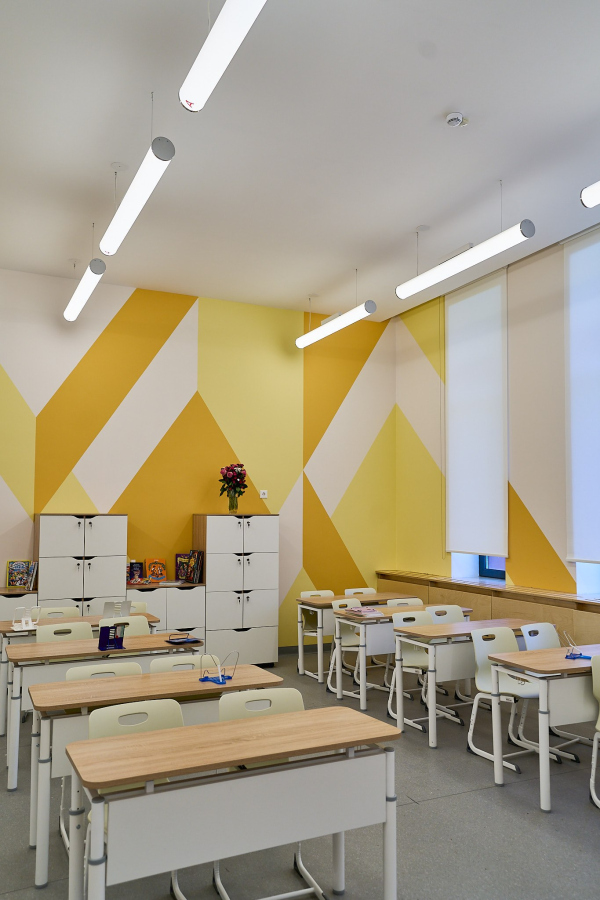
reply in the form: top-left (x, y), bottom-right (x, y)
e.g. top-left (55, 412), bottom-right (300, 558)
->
top-left (488, 644), bottom-right (600, 811)
top-left (6, 634), bottom-right (197, 791)
top-left (334, 605), bottom-right (472, 711)
top-left (297, 591), bottom-right (421, 684)
top-left (66, 707), bottom-right (401, 900)
top-left (29, 664), bottom-right (282, 889)
top-left (393, 618), bottom-right (537, 748)
top-left (0, 613), bottom-right (160, 737)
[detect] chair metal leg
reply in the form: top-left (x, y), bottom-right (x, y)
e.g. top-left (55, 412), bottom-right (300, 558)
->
top-left (467, 693), bottom-right (527, 772)
top-left (590, 732), bottom-right (600, 809)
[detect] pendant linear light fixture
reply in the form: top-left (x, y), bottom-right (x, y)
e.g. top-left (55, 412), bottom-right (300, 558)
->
top-left (179, 0), bottom-right (268, 112)
top-left (580, 179), bottom-right (600, 209)
top-left (395, 220), bottom-right (535, 301)
top-left (99, 137), bottom-right (175, 256)
top-left (296, 301), bottom-right (377, 349)
top-left (63, 258), bottom-right (106, 322)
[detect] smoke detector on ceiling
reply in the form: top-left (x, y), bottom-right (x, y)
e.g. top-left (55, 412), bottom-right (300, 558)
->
top-left (446, 112), bottom-right (468, 127)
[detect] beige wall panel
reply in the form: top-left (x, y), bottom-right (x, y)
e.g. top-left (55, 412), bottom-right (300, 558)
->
top-left (491, 596), bottom-right (574, 634)
top-left (572, 611), bottom-right (600, 645)
top-left (429, 586), bottom-right (491, 620)
top-left (377, 578), bottom-right (429, 602)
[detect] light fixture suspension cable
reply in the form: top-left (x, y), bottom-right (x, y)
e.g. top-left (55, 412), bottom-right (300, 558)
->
top-left (499, 179), bottom-right (503, 232)
top-left (114, 170), bottom-right (118, 212)
top-left (91, 222), bottom-right (95, 259)
top-left (416, 230), bottom-right (419, 276)
top-left (150, 91), bottom-right (154, 143)
top-left (355, 268), bottom-right (358, 307)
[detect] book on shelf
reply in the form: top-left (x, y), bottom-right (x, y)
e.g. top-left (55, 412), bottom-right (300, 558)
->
top-left (27, 561), bottom-right (37, 591)
top-left (145, 558), bottom-right (167, 582)
top-left (7, 560), bottom-right (31, 588)
top-left (127, 560), bottom-right (145, 584)
top-left (175, 553), bottom-right (191, 581)
top-left (185, 550), bottom-right (204, 584)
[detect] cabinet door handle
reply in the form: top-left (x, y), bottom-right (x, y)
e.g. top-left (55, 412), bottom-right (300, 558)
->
top-left (245, 594), bottom-right (250, 602)
top-left (237, 520), bottom-right (242, 529)
top-left (76, 562), bottom-right (81, 570)
top-left (87, 562), bottom-right (91, 571)
top-left (87, 520), bottom-right (93, 527)
top-left (78, 521), bottom-right (81, 528)
top-left (237, 558), bottom-right (242, 566)
top-left (238, 596), bottom-right (241, 603)
top-left (246, 557), bottom-right (251, 566)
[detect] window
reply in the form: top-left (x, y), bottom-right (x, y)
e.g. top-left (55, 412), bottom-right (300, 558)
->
top-left (478, 556), bottom-right (506, 580)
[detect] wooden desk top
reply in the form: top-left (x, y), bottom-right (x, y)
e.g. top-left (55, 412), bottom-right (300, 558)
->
top-left (66, 706), bottom-right (401, 790)
top-left (0, 612), bottom-right (159, 636)
top-left (0, 587), bottom-right (37, 597)
top-left (337, 605), bottom-right (472, 624)
top-left (394, 617), bottom-right (537, 639)
top-left (6, 633), bottom-right (193, 666)
top-left (489, 644), bottom-right (600, 675)
top-left (296, 591), bottom-right (421, 609)
top-left (28, 665), bottom-right (282, 712)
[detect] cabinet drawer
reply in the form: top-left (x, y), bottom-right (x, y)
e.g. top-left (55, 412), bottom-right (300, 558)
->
top-left (206, 554), bottom-right (244, 592)
top-left (242, 553), bottom-right (278, 591)
top-left (127, 587), bottom-right (167, 627)
top-left (204, 626), bottom-right (278, 665)
top-left (83, 515), bottom-right (127, 557)
top-left (83, 556), bottom-right (127, 599)
top-left (38, 558), bottom-right (84, 601)
top-left (206, 591), bottom-right (244, 630)
top-left (38, 516), bottom-right (85, 558)
top-left (242, 516), bottom-right (279, 553)
top-left (206, 516), bottom-right (244, 554)
top-left (166, 585), bottom-right (205, 631)
top-left (242, 589), bottom-right (279, 628)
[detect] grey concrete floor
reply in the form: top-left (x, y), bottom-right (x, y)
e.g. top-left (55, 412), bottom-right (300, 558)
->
top-left (1, 652), bottom-right (599, 900)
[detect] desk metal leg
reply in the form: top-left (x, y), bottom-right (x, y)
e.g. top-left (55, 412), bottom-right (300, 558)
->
top-left (88, 797), bottom-right (106, 900)
top-left (69, 769), bottom-right (85, 900)
top-left (6, 661), bottom-right (14, 765)
top-left (29, 709), bottom-right (40, 847)
top-left (332, 832), bottom-right (345, 896)
top-left (358, 624), bottom-right (367, 711)
top-left (7, 665), bottom-right (21, 790)
top-left (383, 747), bottom-right (397, 900)
top-left (427, 645), bottom-right (437, 748)
top-left (35, 717), bottom-right (52, 887)
top-left (538, 678), bottom-right (551, 812)
top-left (0, 638), bottom-right (7, 737)
top-left (336, 619), bottom-right (343, 701)
top-left (491, 665), bottom-right (504, 787)
top-left (297, 606), bottom-right (305, 676)
top-left (395, 636), bottom-right (404, 730)
top-left (317, 609), bottom-right (324, 684)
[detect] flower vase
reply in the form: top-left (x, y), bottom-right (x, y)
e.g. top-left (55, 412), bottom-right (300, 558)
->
top-left (228, 493), bottom-right (238, 513)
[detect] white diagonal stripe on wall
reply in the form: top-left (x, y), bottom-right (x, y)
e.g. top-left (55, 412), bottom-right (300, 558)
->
top-left (304, 322), bottom-right (396, 517)
top-left (0, 473), bottom-right (34, 585)
top-left (278, 473), bottom-right (303, 604)
top-left (396, 317), bottom-right (445, 472)
top-left (73, 302), bottom-right (198, 511)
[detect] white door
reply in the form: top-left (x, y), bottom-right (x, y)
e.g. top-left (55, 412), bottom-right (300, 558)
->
top-left (37, 558), bottom-right (84, 601)
top-left (166, 586), bottom-right (206, 630)
top-left (205, 516), bottom-right (244, 554)
top-left (242, 516), bottom-right (279, 553)
top-left (242, 553), bottom-right (279, 590)
top-left (37, 516), bottom-right (85, 557)
top-left (206, 591), bottom-right (244, 630)
top-left (242, 590), bottom-right (279, 628)
top-left (84, 515), bottom-right (127, 557)
top-left (127, 587), bottom-right (167, 628)
top-left (83, 556), bottom-right (127, 598)
top-left (82, 596), bottom-right (126, 616)
top-left (203, 626), bottom-right (278, 665)
top-left (205, 554), bottom-right (244, 592)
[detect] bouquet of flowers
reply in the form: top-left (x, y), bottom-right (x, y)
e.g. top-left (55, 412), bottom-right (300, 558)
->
top-left (219, 463), bottom-right (248, 512)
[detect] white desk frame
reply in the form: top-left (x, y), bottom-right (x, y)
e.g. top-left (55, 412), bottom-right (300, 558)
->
top-left (69, 745), bottom-right (397, 900)
top-left (490, 663), bottom-right (597, 811)
top-left (297, 604), bottom-right (335, 684)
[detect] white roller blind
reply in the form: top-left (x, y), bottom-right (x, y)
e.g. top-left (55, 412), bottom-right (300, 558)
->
top-left (565, 231), bottom-right (600, 562)
top-left (446, 272), bottom-right (508, 556)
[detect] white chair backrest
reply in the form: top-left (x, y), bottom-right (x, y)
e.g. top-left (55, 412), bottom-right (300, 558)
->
top-left (391, 609), bottom-right (434, 629)
top-left (219, 688), bottom-right (304, 721)
top-left (89, 698), bottom-right (184, 739)
top-left (521, 622), bottom-right (560, 651)
top-left (66, 662), bottom-right (143, 681)
top-left (130, 601), bottom-right (147, 613)
top-left (344, 588), bottom-right (376, 596)
top-left (426, 605), bottom-right (465, 624)
top-left (98, 615), bottom-right (150, 636)
top-left (300, 590), bottom-right (334, 598)
top-left (118, 599), bottom-right (132, 616)
top-left (35, 606), bottom-right (80, 619)
top-left (331, 599), bottom-right (354, 612)
top-left (386, 597), bottom-right (424, 606)
top-left (36, 621), bottom-right (93, 643)
top-left (149, 654), bottom-right (221, 673)
top-left (471, 627), bottom-right (519, 689)
top-left (102, 601), bottom-right (116, 617)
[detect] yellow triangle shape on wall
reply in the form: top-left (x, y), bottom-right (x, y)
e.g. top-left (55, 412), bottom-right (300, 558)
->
top-left (42, 472), bottom-right (99, 515)
top-left (401, 296), bottom-right (445, 382)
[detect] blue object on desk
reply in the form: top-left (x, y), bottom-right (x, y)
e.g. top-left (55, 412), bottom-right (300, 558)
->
top-left (200, 673), bottom-right (232, 685)
top-left (98, 623), bottom-right (125, 651)
top-left (566, 651), bottom-right (592, 659)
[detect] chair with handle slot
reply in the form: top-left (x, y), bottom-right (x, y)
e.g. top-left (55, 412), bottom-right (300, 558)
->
top-left (386, 597), bottom-right (423, 606)
top-left (387, 609), bottom-right (435, 721)
top-left (33, 606), bottom-right (81, 620)
top-left (36, 622), bottom-right (93, 643)
top-left (344, 588), bottom-right (376, 596)
top-left (149, 654), bottom-right (221, 673)
top-left (326, 598), bottom-right (362, 693)
top-left (98, 615), bottom-right (150, 636)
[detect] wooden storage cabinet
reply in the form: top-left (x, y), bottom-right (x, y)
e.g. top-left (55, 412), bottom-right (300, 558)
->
top-left (193, 514), bottom-right (279, 665)
top-left (82, 556), bottom-right (127, 598)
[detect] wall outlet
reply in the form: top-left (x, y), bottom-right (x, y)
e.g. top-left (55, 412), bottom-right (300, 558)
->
top-left (259, 490), bottom-right (268, 499)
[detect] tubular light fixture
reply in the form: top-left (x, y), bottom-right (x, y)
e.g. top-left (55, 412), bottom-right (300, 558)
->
top-left (296, 301), bottom-right (377, 349)
top-left (63, 259), bottom-right (106, 321)
top-left (179, 0), bottom-right (268, 112)
top-left (99, 137), bottom-right (175, 256)
top-left (395, 220), bottom-right (535, 300)
top-left (580, 180), bottom-right (600, 209)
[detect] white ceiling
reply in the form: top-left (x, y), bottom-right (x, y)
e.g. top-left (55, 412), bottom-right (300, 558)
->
top-left (2, 0), bottom-right (600, 321)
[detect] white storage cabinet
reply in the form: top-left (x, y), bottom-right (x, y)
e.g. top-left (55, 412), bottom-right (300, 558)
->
top-left (126, 585), bottom-right (205, 640)
top-left (35, 514), bottom-right (127, 606)
top-left (194, 514), bottom-right (279, 665)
